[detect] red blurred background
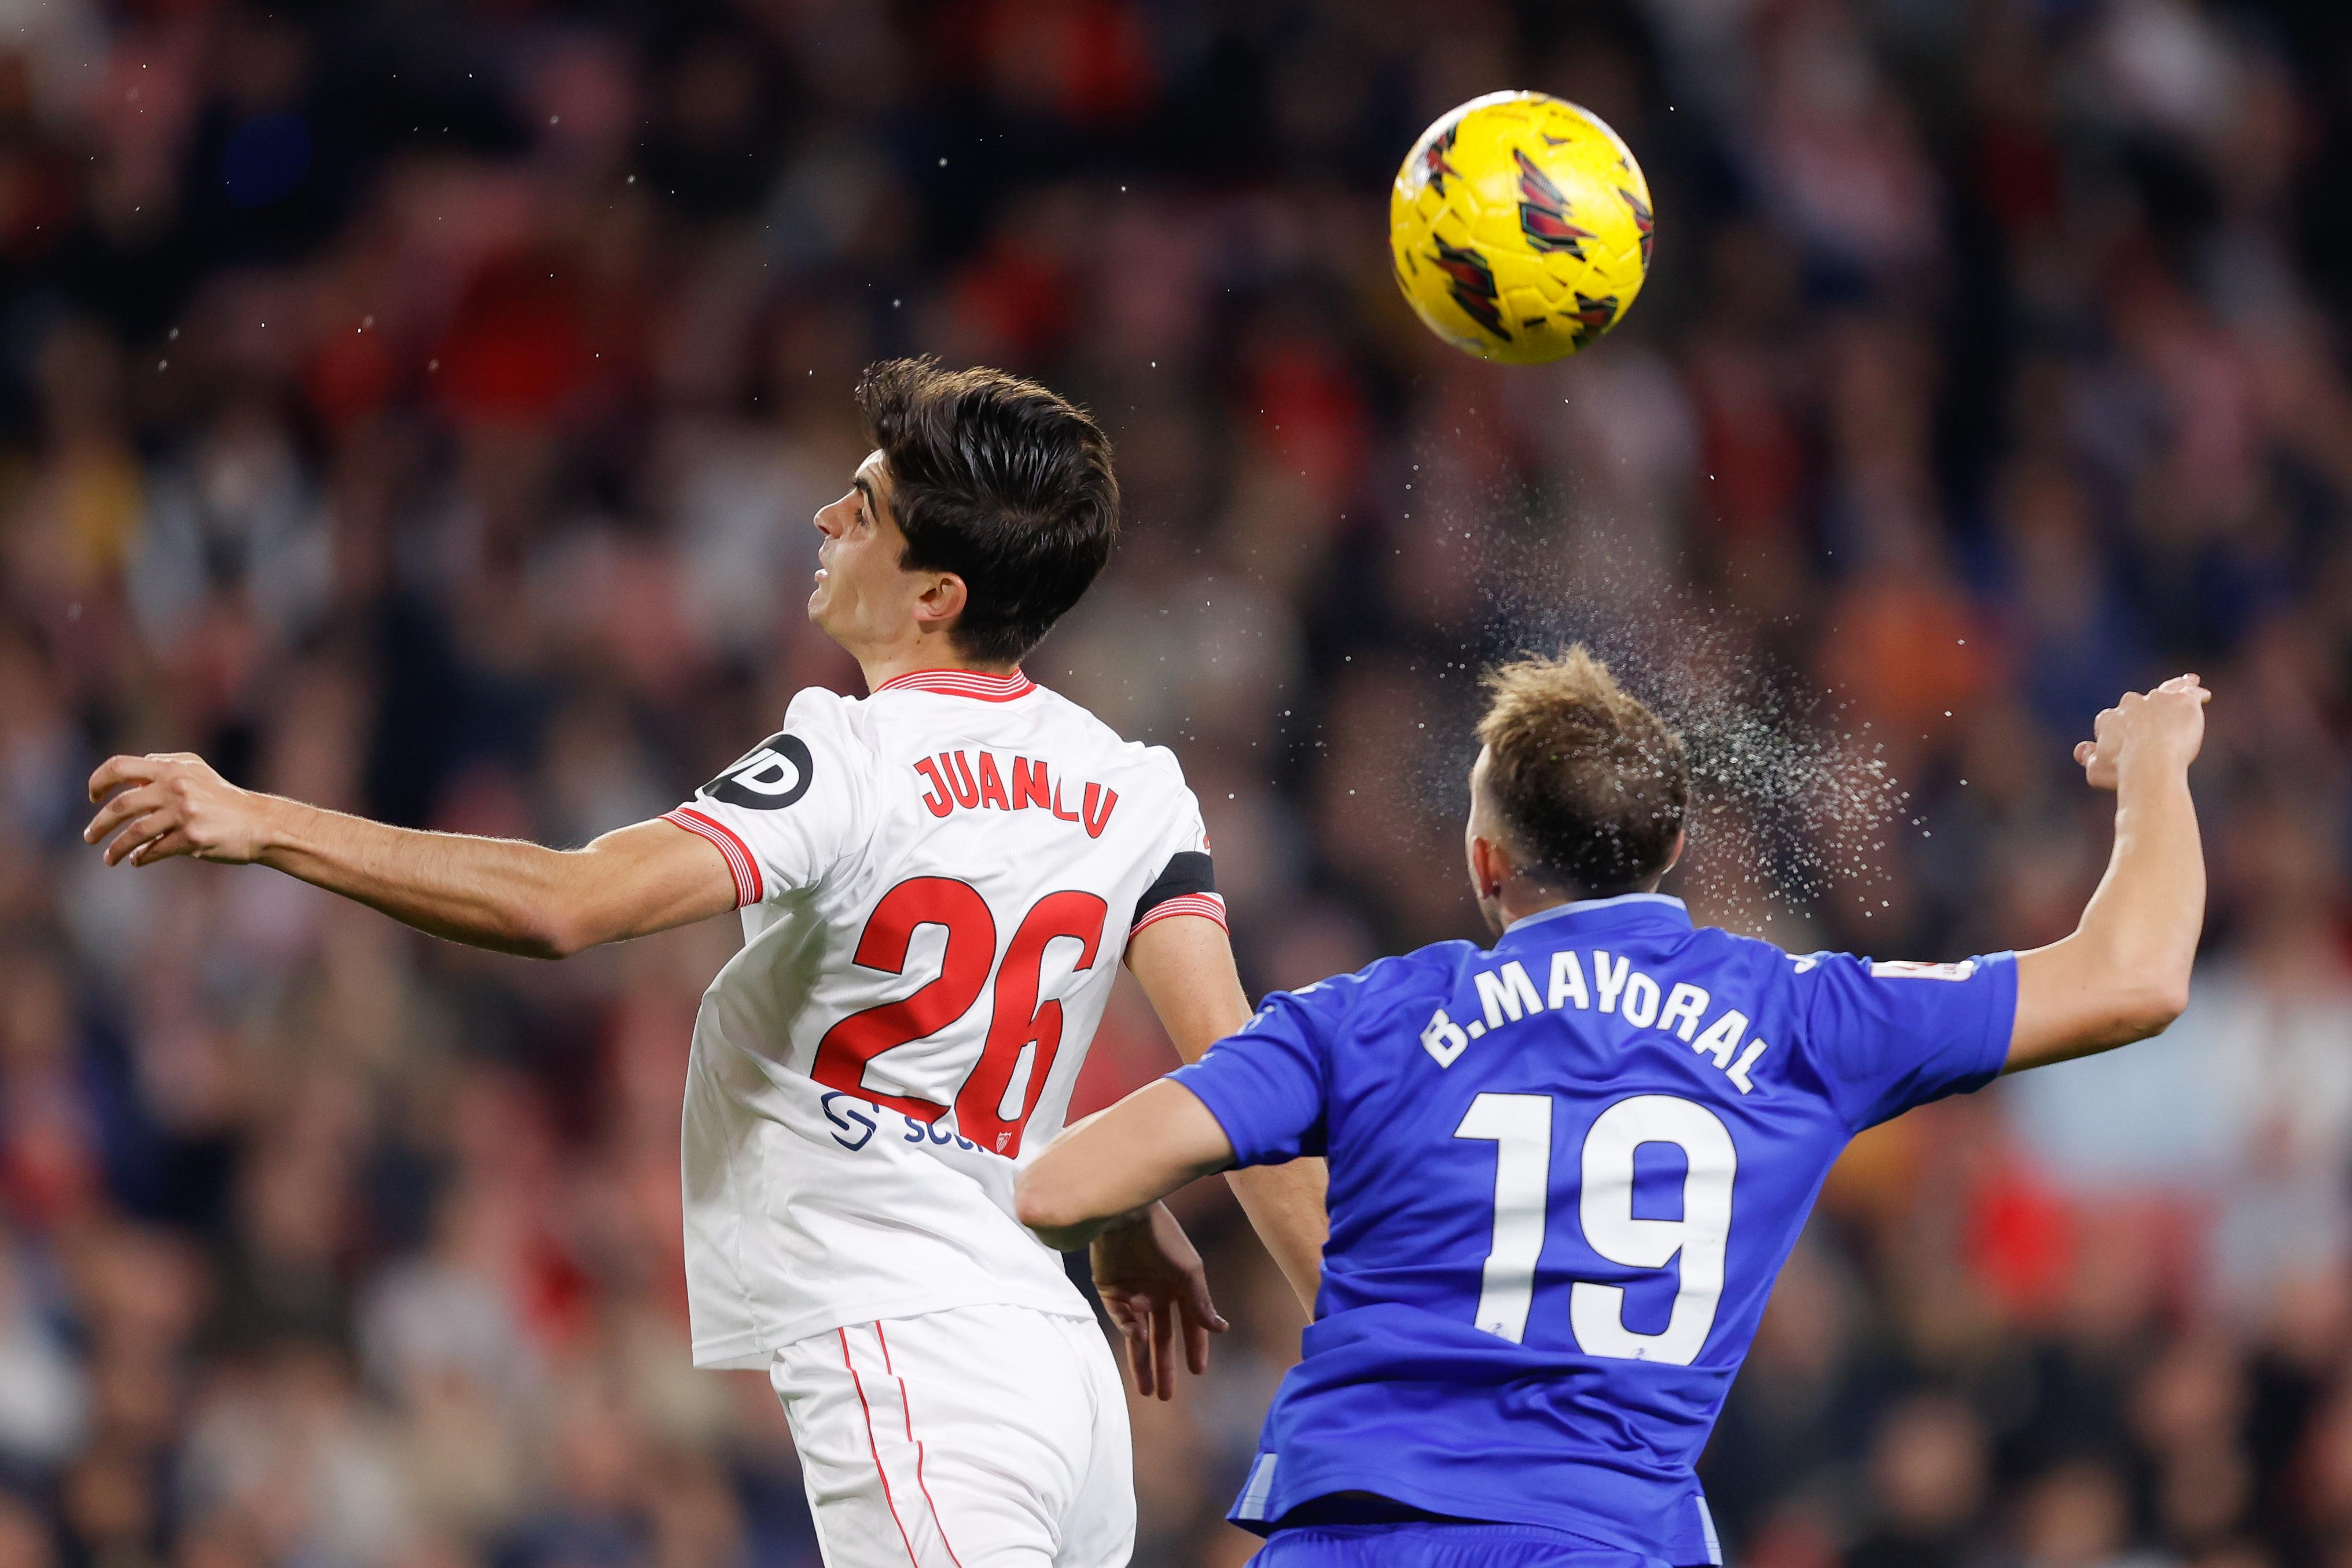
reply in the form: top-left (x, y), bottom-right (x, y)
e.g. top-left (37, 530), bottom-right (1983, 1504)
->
top-left (2, 2), bottom-right (2350, 1566)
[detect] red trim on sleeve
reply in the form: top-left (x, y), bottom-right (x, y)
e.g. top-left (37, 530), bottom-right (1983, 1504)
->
top-left (1130, 892), bottom-right (1228, 937)
top-left (662, 807), bottom-right (763, 906)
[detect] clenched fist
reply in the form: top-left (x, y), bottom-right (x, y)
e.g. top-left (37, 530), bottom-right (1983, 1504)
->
top-left (84, 753), bottom-right (277, 867)
top-left (2073, 675), bottom-right (2211, 792)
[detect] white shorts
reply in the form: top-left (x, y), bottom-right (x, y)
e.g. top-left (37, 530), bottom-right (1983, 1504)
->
top-left (771, 1305), bottom-right (1135, 1568)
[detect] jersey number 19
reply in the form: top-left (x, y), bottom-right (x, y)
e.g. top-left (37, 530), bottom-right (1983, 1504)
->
top-left (1454, 1094), bottom-right (1736, 1365)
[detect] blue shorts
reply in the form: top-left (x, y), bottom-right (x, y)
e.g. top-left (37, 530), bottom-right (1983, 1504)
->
top-left (1251, 1522), bottom-right (1672, 1568)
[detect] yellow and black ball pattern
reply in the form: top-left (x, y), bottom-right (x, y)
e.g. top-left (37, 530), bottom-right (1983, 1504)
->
top-left (1390, 91), bottom-right (1653, 365)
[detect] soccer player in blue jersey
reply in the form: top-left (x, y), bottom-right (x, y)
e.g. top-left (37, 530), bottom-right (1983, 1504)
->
top-left (1015, 649), bottom-right (2210, 1568)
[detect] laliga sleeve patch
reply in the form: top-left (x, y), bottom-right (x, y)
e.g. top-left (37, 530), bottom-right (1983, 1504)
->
top-left (1867, 959), bottom-right (1978, 982)
top-left (702, 733), bottom-right (814, 810)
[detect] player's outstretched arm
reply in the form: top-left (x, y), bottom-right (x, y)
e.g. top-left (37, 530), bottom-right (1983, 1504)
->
top-left (1017, 1081), bottom-right (1237, 1250)
top-left (83, 753), bottom-right (738, 959)
top-left (1124, 915), bottom-right (1329, 1311)
top-left (2007, 676), bottom-right (2210, 1073)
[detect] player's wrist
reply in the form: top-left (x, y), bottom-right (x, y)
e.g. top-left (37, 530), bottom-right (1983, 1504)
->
top-left (246, 791), bottom-right (306, 864)
top-left (2114, 741), bottom-right (2194, 790)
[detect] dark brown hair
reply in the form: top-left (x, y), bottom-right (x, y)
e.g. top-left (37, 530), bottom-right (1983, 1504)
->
top-left (855, 357), bottom-right (1119, 665)
top-left (1475, 646), bottom-right (1689, 897)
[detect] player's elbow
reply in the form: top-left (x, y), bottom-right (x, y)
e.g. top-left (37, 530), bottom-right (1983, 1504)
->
top-left (516, 906), bottom-right (600, 960)
top-left (2119, 976), bottom-right (2191, 1040)
top-left (2090, 973), bottom-right (2190, 1047)
top-left (509, 846), bottom-right (644, 959)
top-left (1013, 1171), bottom-right (1097, 1250)
top-left (1012, 1172), bottom-right (1072, 1232)
top-left (520, 929), bottom-right (581, 961)
top-left (2012, 947), bottom-right (2193, 1069)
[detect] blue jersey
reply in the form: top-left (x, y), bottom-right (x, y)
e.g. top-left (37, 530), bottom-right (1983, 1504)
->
top-left (1169, 893), bottom-right (2016, 1565)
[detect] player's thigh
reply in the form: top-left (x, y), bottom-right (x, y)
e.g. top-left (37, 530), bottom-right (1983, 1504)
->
top-left (1045, 1311), bottom-right (1133, 1568)
top-left (772, 1308), bottom-right (1126, 1568)
top-left (771, 1326), bottom-right (953, 1568)
top-left (884, 1307), bottom-right (1134, 1568)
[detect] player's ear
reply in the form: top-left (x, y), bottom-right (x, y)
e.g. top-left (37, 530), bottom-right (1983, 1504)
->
top-left (1659, 828), bottom-right (1686, 881)
top-left (912, 572), bottom-right (968, 634)
top-left (1468, 833), bottom-right (1511, 901)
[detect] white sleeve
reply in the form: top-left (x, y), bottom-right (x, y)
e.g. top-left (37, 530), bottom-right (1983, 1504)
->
top-left (1128, 759), bottom-right (1224, 938)
top-left (662, 690), bottom-right (866, 907)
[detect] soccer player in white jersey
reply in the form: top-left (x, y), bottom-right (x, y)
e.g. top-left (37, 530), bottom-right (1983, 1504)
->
top-left (81, 359), bottom-right (1326, 1567)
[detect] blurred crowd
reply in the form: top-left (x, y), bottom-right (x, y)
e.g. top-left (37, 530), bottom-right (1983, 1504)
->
top-left (1, 0), bottom-right (2350, 1565)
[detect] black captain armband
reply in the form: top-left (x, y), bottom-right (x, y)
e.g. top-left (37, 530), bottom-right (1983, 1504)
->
top-left (1131, 851), bottom-right (1225, 936)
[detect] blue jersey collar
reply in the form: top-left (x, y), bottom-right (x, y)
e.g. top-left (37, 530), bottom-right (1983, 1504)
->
top-left (1500, 892), bottom-right (1692, 943)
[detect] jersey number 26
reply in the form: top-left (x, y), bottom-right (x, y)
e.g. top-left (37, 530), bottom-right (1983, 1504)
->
top-left (811, 877), bottom-right (1107, 1160)
top-left (1455, 1092), bottom-right (1736, 1366)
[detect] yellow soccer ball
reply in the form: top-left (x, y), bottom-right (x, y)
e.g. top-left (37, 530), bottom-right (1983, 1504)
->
top-left (1390, 91), bottom-right (1653, 365)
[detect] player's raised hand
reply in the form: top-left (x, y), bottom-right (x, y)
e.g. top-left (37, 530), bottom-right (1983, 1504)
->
top-left (2073, 675), bottom-right (2211, 792)
top-left (84, 753), bottom-right (274, 867)
top-left (1089, 1202), bottom-right (1229, 1401)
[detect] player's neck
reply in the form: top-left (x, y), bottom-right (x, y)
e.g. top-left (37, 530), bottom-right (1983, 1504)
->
top-left (1495, 887), bottom-right (1572, 930)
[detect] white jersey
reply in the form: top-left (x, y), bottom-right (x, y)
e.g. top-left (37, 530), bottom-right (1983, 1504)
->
top-left (662, 667), bottom-right (1224, 1368)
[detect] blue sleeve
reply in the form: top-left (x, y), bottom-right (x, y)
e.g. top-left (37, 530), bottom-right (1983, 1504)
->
top-left (1797, 951), bottom-right (2019, 1130)
top-left (1165, 985), bottom-right (1338, 1166)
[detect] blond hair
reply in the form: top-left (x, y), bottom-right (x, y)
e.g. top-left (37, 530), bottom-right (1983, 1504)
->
top-left (1476, 647), bottom-right (1689, 895)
